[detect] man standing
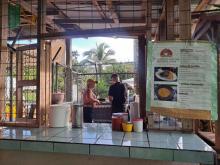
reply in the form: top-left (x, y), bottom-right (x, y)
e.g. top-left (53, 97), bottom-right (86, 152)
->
top-left (108, 74), bottom-right (127, 113)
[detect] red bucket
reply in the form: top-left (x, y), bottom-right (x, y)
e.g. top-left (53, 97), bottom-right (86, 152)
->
top-left (112, 116), bottom-right (123, 131)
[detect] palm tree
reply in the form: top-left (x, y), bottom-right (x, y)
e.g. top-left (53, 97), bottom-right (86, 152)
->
top-left (80, 42), bottom-right (116, 74)
top-left (72, 50), bottom-right (80, 65)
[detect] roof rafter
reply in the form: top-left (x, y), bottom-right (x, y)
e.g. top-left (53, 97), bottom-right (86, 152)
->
top-left (106, 0), bottom-right (119, 24)
top-left (192, 0), bottom-right (212, 37)
top-left (48, 0), bottom-right (81, 31)
top-left (92, 0), bottom-right (112, 28)
top-left (92, 0), bottom-right (107, 19)
top-left (19, 0), bottom-right (64, 32)
top-left (141, 0), bottom-right (147, 19)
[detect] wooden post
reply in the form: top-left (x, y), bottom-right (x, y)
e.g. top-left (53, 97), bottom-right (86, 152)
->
top-left (138, 0), bottom-right (151, 119)
top-left (179, 0), bottom-right (194, 131)
top-left (166, 0), bottom-right (175, 40)
top-left (215, 24), bottom-right (220, 152)
top-left (159, 0), bottom-right (174, 41)
top-left (37, 0), bottom-right (48, 126)
top-left (65, 38), bottom-right (73, 102)
top-left (45, 41), bottom-right (52, 126)
top-left (134, 39), bottom-right (139, 94)
top-left (138, 35), bottom-right (147, 118)
top-left (16, 51), bottom-right (23, 118)
top-left (0, 0), bottom-right (8, 120)
top-left (179, 0), bottom-right (191, 40)
top-left (159, 20), bottom-right (166, 41)
top-left (146, 0), bottom-right (152, 40)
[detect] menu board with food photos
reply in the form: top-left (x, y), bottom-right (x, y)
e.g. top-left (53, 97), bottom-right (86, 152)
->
top-left (146, 41), bottom-right (218, 120)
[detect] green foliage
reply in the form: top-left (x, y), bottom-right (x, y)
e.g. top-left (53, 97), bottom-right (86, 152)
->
top-left (96, 79), bottom-right (109, 99)
top-left (80, 42), bottom-right (116, 73)
top-left (56, 66), bottom-right (65, 92)
top-left (23, 66), bottom-right (37, 80)
top-left (23, 90), bottom-right (36, 103)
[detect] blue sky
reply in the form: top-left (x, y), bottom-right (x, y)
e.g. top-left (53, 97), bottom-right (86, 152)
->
top-left (72, 37), bottom-right (134, 62)
top-left (8, 37), bottom-right (135, 62)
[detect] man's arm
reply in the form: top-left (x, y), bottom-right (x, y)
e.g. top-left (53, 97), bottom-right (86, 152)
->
top-left (108, 86), bottom-right (113, 102)
top-left (108, 96), bottom-right (113, 102)
top-left (122, 83), bottom-right (128, 103)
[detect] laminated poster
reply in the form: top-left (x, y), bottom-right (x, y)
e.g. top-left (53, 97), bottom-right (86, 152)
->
top-left (146, 41), bottom-right (218, 120)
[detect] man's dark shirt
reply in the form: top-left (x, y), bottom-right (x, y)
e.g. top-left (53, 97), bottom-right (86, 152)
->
top-left (108, 82), bottom-right (127, 113)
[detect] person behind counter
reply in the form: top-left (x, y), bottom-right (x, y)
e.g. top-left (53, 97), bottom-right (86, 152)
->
top-left (83, 79), bottom-right (100, 123)
top-left (108, 74), bottom-right (127, 113)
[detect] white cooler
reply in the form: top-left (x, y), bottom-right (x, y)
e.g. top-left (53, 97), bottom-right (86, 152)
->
top-left (49, 103), bottom-right (71, 127)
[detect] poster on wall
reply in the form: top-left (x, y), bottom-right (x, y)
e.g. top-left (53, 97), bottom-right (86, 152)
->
top-left (146, 41), bottom-right (218, 120)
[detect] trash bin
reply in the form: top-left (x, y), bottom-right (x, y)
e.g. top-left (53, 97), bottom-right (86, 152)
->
top-left (49, 103), bottom-right (71, 127)
top-left (72, 104), bottom-right (83, 128)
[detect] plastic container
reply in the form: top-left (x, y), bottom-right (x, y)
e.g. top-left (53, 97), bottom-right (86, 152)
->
top-left (72, 103), bottom-right (83, 128)
top-left (112, 113), bottom-right (128, 122)
top-left (52, 92), bottom-right (64, 104)
top-left (122, 122), bottom-right (133, 132)
top-left (133, 118), bottom-right (143, 132)
top-left (112, 116), bottom-right (123, 131)
top-left (49, 103), bottom-right (70, 127)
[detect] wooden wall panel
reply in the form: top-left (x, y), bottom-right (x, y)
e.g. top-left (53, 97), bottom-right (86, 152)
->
top-left (0, 0), bottom-right (8, 120)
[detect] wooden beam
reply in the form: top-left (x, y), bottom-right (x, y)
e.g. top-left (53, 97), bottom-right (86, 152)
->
top-left (50, 1), bottom-right (69, 18)
top-left (193, 21), bottom-right (211, 40)
top-left (154, 0), bottom-right (166, 40)
top-left (179, 0), bottom-right (191, 40)
top-left (191, 0), bottom-right (211, 38)
top-left (138, 35), bottom-right (146, 119)
top-left (53, 18), bottom-right (152, 24)
top-left (0, 0), bottom-right (8, 121)
top-left (16, 51), bottom-right (23, 118)
top-left (45, 41), bottom-right (52, 126)
top-left (214, 23), bottom-right (220, 152)
top-left (141, 0), bottom-right (147, 18)
top-left (92, 0), bottom-right (112, 28)
top-left (159, 20), bottom-right (166, 40)
top-left (191, 12), bottom-right (220, 39)
top-left (194, 0), bottom-right (210, 11)
top-left (19, 0), bottom-right (64, 32)
top-left (46, 8), bottom-right (59, 16)
top-left (92, 0), bottom-right (107, 19)
top-left (17, 80), bottom-right (37, 87)
top-left (146, 0), bottom-right (152, 39)
top-left (16, 44), bottom-right (37, 51)
top-left (8, 26), bottom-right (148, 40)
top-left (192, 19), bottom-right (207, 38)
top-left (106, 0), bottom-right (119, 24)
top-left (11, 27), bottom-right (23, 48)
top-left (59, 24), bottom-right (81, 30)
top-left (179, 0), bottom-right (193, 131)
top-left (44, 0), bottom-right (143, 6)
top-left (166, 0), bottom-right (175, 40)
top-left (37, 0), bottom-right (47, 127)
top-left (65, 39), bottom-right (72, 102)
top-left (48, 1), bottom-right (82, 31)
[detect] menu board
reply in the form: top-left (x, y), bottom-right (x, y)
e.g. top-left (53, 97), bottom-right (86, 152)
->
top-left (146, 41), bottom-right (218, 120)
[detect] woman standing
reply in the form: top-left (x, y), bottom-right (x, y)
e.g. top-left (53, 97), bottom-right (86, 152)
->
top-left (83, 79), bottom-right (100, 123)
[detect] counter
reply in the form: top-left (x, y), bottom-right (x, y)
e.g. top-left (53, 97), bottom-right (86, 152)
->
top-left (0, 123), bottom-right (216, 165)
top-left (93, 103), bottom-right (112, 122)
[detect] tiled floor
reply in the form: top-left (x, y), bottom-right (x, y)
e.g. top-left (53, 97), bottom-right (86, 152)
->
top-left (0, 123), bottom-right (216, 165)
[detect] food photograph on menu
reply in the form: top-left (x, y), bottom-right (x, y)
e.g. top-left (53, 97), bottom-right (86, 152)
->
top-left (154, 67), bottom-right (178, 82)
top-left (154, 84), bottom-right (177, 101)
